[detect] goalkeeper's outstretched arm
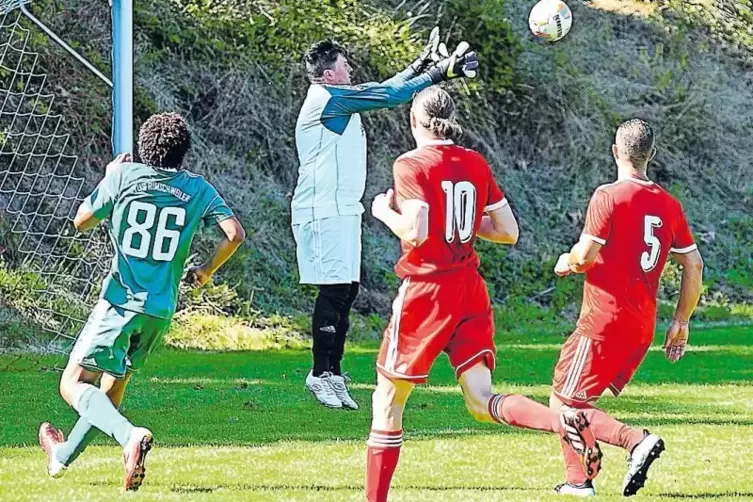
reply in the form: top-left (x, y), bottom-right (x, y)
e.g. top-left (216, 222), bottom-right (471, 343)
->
top-left (321, 73), bottom-right (434, 120)
top-left (322, 41), bottom-right (478, 120)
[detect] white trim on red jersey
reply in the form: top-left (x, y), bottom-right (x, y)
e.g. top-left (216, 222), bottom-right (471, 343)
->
top-left (670, 243), bottom-right (698, 254)
top-left (623, 176), bottom-right (654, 186)
top-left (396, 139), bottom-right (455, 162)
top-left (484, 198), bottom-right (508, 212)
top-left (416, 138), bottom-right (454, 147)
top-left (600, 176), bottom-right (655, 190)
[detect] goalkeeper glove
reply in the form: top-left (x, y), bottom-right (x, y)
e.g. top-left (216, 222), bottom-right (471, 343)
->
top-left (426, 41), bottom-right (479, 83)
top-left (408, 26), bottom-right (442, 74)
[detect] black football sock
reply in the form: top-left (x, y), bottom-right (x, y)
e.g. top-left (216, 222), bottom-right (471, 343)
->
top-left (330, 314), bottom-right (350, 376)
top-left (311, 296), bottom-right (333, 377)
top-left (312, 285), bottom-right (350, 377)
top-left (329, 282), bottom-right (359, 376)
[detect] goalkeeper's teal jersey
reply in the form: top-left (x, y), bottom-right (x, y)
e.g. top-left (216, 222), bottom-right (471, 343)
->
top-left (82, 163), bottom-right (233, 319)
top-left (291, 71), bottom-right (433, 224)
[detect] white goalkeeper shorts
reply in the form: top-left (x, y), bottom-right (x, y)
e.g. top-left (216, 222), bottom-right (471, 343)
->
top-left (292, 215), bottom-right (362, 285)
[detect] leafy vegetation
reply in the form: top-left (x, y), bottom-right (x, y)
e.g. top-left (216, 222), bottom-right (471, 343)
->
top-left (1, 0), bottom-right (751, 350)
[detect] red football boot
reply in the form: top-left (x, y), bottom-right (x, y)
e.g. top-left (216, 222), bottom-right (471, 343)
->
top-left (123, 428), bottom-right (154, 491)
top-left (38, 422), bottom-right (67, 478)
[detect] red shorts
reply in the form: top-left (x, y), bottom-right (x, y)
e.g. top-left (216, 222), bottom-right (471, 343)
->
top-left (552, 332), bottom-right (651, 405)
top-left (376, 269), bottom-right (496, 384)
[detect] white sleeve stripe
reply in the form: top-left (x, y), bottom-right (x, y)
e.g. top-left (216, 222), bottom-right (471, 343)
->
top-left (400, 199), bottom-right (429, 209)
top-left (670, 244), bottom-right (698, 254)
top-left (582, 234), bottom-right (607, 245)
top-left (484, 198), bottom-right (508, 212)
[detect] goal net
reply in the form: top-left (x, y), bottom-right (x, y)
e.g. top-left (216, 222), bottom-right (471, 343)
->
top-left (0, 5), bottom-right (112, 369)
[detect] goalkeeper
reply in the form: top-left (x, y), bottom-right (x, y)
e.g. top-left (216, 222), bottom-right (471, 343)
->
top-left (292, 29), bottom-right (479, 409)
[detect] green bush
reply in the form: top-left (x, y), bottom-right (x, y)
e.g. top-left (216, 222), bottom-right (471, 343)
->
top-left (166, 0), bottom-right (423, 76)
top-left (4, 0), bottom-right (752, 352)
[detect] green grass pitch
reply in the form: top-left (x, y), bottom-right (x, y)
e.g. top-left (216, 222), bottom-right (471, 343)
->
top-left (1, 325), bottom-right (752, 501)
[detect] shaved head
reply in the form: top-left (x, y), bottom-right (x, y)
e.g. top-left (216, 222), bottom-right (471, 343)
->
top-left (615, 119), bottom-right (656, 168)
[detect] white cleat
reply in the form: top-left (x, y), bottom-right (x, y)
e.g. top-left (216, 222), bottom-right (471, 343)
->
top-left (305, 371), bottom-right (342, 408)
top-left (47, 450), bottom-right (67, 479)
top-left (554, 481), bottom-right (596, 497)
top-left (329, 374), bottom-right (359, 410)
top-left (623, 431), bottom-right (665, 496)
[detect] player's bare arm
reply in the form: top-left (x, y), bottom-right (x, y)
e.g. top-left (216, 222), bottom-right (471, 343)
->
top-left (72, 205), bottom-right (99, 233)
top-left (663, 248), bottom-right (704, 363)
top-left (186, 216), bottom-right (246, 287)
top-left (554, 237), bottom-right (603, 276)
top-left (477, 203), bottom-right (519, 244)
top-left (106, 152), bottom-right (131, 175)
top-left (371, 188), bottom-right (428, 247)
top-left (73, 153), bottom-right (132, 232)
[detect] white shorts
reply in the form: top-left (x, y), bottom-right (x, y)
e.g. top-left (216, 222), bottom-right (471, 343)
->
top-left (292, 215), bottom-right (362, 285)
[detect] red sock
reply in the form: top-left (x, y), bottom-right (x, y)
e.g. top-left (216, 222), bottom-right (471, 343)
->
top-left (561, 436), bottom-right (589, 485)
top-left (488, 394), bottom-right (562, 433)
top-left (580, 406), bottom-right (645, 452)
top-left (366, 429), bottom-right (403, 502)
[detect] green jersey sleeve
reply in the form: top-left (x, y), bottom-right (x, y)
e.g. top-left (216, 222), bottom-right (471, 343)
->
top-left (201, 183), bottom-right (234, 227)
top-left (83, 166), bottom-right (123, 220)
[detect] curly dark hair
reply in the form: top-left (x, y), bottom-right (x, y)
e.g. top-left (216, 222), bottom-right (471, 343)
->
top-left (616, 118), bottom-right (655, 166)
top-left (303, 39), bottom-right (347, 82)
top-left (137, 112), bottom-right (191, 170)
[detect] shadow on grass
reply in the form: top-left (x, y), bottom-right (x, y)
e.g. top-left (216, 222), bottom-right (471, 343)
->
top-left (658, 493), bottom-right (753, 499)
top-left (167, 483), bottom-right (530, 494)
top-left (1, 326), bottom-right (752, 447)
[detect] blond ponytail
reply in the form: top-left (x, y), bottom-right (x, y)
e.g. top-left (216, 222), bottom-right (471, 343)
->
top-left (413, 86), bottom-right (463, 141)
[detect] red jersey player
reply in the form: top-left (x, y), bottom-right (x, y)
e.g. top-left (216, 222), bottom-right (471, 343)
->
top-left (549, 119), bottom-right (704, 497)
top-left (366, 86), bottom-right (602, 502)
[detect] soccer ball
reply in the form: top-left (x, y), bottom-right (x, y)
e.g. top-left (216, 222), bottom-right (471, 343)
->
top-left (528, 0), bottom-right (573, 42)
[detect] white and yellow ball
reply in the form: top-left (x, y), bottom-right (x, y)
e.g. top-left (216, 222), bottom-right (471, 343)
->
top-left (528, 0), bottom-right (573, 42)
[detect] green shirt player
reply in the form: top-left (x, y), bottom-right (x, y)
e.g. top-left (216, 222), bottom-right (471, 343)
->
top-left (38, 113), bottom-right (246, 491)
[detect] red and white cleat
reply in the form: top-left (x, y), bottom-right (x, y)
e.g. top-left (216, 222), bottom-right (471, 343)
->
top-left (38, 422), bottom-right (67, 478)
top-left (560, 409), bottom-right (603, 480)
top-left (123, 427), bottom-right (154, 491)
